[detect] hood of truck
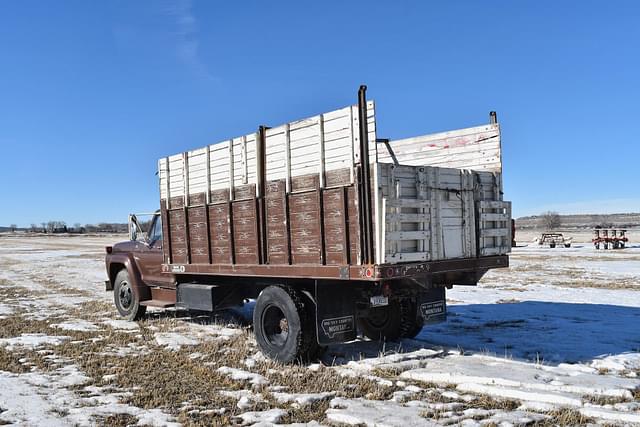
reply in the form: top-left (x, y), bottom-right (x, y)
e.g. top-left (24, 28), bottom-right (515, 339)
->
top-left (111, 240), bottom-right (137, 253)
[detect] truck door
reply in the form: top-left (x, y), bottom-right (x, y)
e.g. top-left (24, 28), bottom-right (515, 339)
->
top-left (136, 215), bottom-right (175, 287)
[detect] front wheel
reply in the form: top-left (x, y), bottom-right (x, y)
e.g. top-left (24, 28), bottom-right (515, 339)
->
top-left (253, 286), bottom-right (316, 363)
top-left (113, 269), bottom-right (147, 321)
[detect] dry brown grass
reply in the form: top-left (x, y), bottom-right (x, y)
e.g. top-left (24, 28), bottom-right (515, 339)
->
top-left (94, 413), bottom-right (139, 427)
top-left (0, 347), bottom-right (31, 373)
top-left (419, 393), bottom-right (519, 421)
top-left (582, 393), bottom-right (631, 406)
top-left (0, 316), bottom-right (64, 338)
top-left (540, 407), bottom-right (594, 426)
top-left (466, 395), bottom-right (519, 411)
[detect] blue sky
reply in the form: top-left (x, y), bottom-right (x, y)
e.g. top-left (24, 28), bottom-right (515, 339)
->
top-left (1, 1), bottom-right (639, 226)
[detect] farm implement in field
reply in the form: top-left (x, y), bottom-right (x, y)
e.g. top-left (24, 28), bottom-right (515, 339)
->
top-left (592, 228), bottom-right (628, 249)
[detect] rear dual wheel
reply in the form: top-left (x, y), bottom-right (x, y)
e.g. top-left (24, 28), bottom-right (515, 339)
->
top-left (253, 286), bottom-right (322, 363)
top-left (358, 299), bottom-right (423, 341)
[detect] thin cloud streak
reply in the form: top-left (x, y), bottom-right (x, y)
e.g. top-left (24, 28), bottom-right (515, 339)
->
top-left (162, 0), bottom-right (217, 83)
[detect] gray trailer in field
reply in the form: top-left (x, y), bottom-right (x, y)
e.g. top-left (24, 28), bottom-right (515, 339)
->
top-left (106, 86), bottom-right (511, 362)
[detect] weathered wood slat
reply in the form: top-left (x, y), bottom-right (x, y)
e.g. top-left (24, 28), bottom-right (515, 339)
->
top-left (480, 247), bottom-right (508, 256)
top-left (480, 213), bottom-right (510, 221)
top-left (479, 200), bottom-right (510, 209)
top-left (378, 124), bottom-right (501, 173)
top-left (480, 228), bottom-right (509, 237)
top-left (386, 230), bottom-right (430, 241)
top-left (385, 213), bottom-right (429, 222)
top-left (384, 252), bottom-right (429, 263)
top-left (385, 199), bottom-right (431, 208)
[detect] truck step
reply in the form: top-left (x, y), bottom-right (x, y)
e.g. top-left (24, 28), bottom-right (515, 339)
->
top-left (140, 299), bottom-right (175, 308)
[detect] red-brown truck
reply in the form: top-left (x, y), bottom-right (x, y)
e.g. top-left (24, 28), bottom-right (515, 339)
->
top-left (105, 86), bottom-right (511, 362)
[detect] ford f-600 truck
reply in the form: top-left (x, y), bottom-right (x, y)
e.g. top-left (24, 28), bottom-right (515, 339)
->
top-left (105, 86), bottom-right (511, 363)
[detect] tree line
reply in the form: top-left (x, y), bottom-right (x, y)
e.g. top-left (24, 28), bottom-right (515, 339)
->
top-left (26, 221), bottom-right (130, 234)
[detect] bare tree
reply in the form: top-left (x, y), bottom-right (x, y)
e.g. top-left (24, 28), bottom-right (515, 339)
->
top-left (539, 211), bottom-right (561, 230)
top-left (30, 223), bottom-right (38, 233)
top-left (9, 224), bottom-right (17, 232)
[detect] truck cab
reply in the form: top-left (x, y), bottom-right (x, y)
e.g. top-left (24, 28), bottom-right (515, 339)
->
top-left (105, 212), bottom-right (175, 320)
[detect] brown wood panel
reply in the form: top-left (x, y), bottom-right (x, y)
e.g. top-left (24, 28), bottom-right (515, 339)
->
top-left (208, 203), bottom-right (232, 264)
top-left (234, 184), bottom-right (255, 201)
top-left (325, 168), bottom-right (352, 187)
top-left (322, 188), bottom-right (348, 265)
top-left (187, 206), bottom-right (209, 264)
top-left (346, 186), bottom-right (360, 264)
top-left (291, 174), bottom-right (319, 192)
top-left (169, 196), bottom-right (184, 209)
top-left (289, 191), bottom-right (322, 264)
top-left (210, 189), bottom-right (229, 204)
top-left (232, 199), bottom-right (260, 264)
top-left (265, 180), bottom-right (289, 264)
top-left (168, 209), bottom-right (188, 263)
top-left (188, 192), bottom-right (206, 206)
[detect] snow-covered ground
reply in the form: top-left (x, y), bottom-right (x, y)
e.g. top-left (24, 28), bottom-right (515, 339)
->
top-left (0, 235), bottom-right (638, 426)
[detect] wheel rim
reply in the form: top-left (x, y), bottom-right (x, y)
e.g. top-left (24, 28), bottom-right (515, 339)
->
top-left (262, 304), bottom-right (289, 347)
top-left (118, 281), bottom-right (133, 310)
top-left (366, 306), bottom-right (390, 328)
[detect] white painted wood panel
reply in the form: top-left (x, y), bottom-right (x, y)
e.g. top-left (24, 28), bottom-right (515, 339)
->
top-left (379, 124), bottom-right (502, 173)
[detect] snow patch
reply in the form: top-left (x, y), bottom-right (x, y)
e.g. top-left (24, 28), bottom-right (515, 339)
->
top-left (154, 332), bottom-right (199, 350)
top-left (273, 391), bottom-right (335, 406)
top-left (102, 319), bottom-right (140, 331)
top-left (326, 397), bottom-right (436, 426)
top-left (0, 333), bottom-right (69, 350)
top-left (217, 367), bottom-right (269, 386)
top-left (51, 319), bottom-right (100, 332)
top-left (235, 408), bottom-right (286, 425)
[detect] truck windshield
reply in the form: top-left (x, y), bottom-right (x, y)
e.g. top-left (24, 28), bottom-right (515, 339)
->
top-left (148, 215), bottom-right (162, 242)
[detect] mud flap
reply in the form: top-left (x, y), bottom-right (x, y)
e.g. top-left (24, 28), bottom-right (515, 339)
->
top-left (314, 282), bottom-right (358, 345)
top-left (417, 286), bottom-right (446, 325)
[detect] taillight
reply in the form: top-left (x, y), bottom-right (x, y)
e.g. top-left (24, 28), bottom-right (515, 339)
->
top-left (106, 246), bottom-right (112, 254)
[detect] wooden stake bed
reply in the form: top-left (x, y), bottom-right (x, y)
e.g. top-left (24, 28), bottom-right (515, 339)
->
top-left (158, 90), bottom-right (511, 282)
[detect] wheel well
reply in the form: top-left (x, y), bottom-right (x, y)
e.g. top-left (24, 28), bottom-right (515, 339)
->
top-left (109, 263), bottom-right (126, 284)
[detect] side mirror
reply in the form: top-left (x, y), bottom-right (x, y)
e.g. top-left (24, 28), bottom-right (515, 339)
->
top-left (128, 214), bottom-right (140, 241)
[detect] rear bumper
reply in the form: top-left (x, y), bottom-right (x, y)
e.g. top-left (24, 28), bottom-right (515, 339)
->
top-left (375, 255), bottom-right (509, 280)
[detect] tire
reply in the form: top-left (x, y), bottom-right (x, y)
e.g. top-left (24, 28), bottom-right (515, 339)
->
top-left (564, 244), bottom-right (571, 248)
top-left (549, 243), bottom-right (556, 248)
top-left (253, 286), bottom-right (316, 364)
top-left (398, 299), bottom-right (423, 339)
top-left (358, 301), bottom-right (402, 341)
top-left (113, 269), bottom-right (147, 321)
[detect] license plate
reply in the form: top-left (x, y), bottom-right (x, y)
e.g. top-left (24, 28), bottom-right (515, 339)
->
top-left (370, 295), bottom-right (389, 307)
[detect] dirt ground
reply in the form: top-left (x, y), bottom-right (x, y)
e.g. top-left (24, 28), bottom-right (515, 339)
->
top-left (0, 234), bottom-right (638, 426)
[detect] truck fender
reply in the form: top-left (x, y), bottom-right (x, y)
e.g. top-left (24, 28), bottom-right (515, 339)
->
top-left (107, 253), bottom-right (151, 302)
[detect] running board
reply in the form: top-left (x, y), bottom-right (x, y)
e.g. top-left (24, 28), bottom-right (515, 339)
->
top-left (140, 299), bottom-right (175, 308)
